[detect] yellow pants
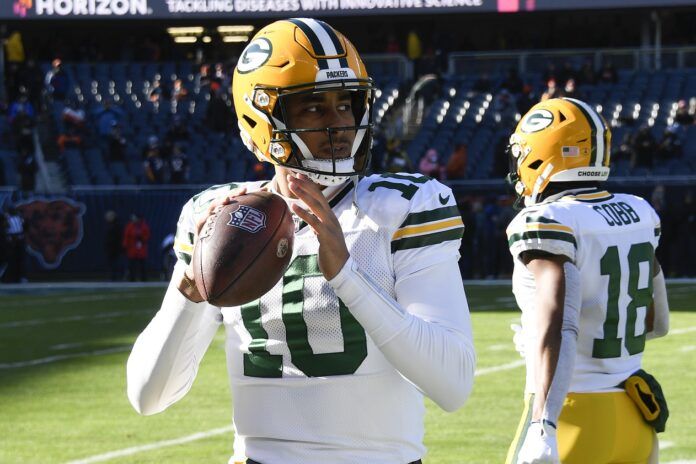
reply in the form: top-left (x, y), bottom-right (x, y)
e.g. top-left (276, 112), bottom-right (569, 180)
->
top-left (506, 392), bottom-right (654, 464)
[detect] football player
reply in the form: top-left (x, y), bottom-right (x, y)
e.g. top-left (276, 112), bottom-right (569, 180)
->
top-left (127, 18), bottom-right (476, 464)
top-left (504, 98), bottom-right (670, 464)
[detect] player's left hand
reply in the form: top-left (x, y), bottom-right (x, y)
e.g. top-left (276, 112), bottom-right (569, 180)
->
top-left (287, 172), bottom-right (349, 280)
top-left (516, 420), bottom-right (559, 464)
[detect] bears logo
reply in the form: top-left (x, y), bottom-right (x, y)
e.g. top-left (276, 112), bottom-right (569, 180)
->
top-left (16, 197), bottom-right (86, 269)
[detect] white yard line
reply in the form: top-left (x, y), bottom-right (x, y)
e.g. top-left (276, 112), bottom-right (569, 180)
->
top-left (670, 326), bottom-right (696, 335)
top-left (0, 347), bottom-right (130, 369)
top-left (0, 293), bottom-right (144, 308)
top-left (475, 360), bottom-right (526, 376)
top-left (64, 426), bottom-right (234, 464)
top-left (0, 310), bottom-right (151, 329)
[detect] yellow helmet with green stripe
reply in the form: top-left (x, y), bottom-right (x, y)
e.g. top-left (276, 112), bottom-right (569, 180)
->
top-left (232, 18), bottom-right (375, 186)
top-left (507, 97), bottom-right (611, 206)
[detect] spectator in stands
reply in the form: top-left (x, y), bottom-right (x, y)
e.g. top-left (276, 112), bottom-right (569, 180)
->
top-left (104, 210), bottom-right (123, 281)
top-left (95, 99), bottom-right (124, 137)
top-left (407, 30), bottom-right (423, 74)
top-left (630, 124), bottom-right (656, 169)
top-left (2, 205), bottom-right (26, 283)
top-left (143, 139), bottom-right (166, 184)
top-left (542, 63), bottom-right (558, 86)
top-left (445, 143), bottom-right (468, 180)
top-left (44, 58), bottom-right (70, 102)
top-left (612, 132), bottom-right (634, 163)
top-left (107, 121), bottom-right (127, 162)
top-left (163, 115), bottom-right (190, 157)
top-left (675, 99), bottom-right (694, 126)
top-left (557, 61), bottom-right (578, 87)
top-left (169, 144), bottom-right (190, 184)
top-left (172, 79), bottom-right (189, 103)
top-left (578, 59), bottom-right (597, 86)
top-left (384, 138), bottom-right (414, 173)
top-left (57, 101), bottom-right (86, 152)
top-left (418, 148), bottom-right (445, 180)
top-left (206, 87), bottom-right (232, 133)
top-left (516, 84), bottom-right (536, 116)
top-left (599, 61), bottom-right (618, 84)
top-left (563, 78), bottom-right (582, 100)
top-left (541, 78), bottom-right (563, 101)
top-left (473, 73), bottom-right (492, 93)
top-left (493, 89), bottom-right (517, 125)
top-left (501, 67), bottom-right (524, 95)
top-left (148, 77), bottom-right (171, 103)
top-left (8, 89), bottom-right (36, 156)
top-left (249, 162), bottom-right (268, 182)
top-left (657, 124), bottom-right (683, 160)
top-left (122, 212), bottom-right (150, 282)
top-left (18, 152), bottom-right (37, 192)
top-left (385, 33), bottom-right (400, 54)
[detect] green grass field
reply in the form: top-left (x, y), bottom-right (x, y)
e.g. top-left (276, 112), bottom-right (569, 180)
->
top-left (1, 284), bottom-right (695, 464)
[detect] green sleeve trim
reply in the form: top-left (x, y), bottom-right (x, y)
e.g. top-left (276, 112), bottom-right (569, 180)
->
top-left (399, 205), bottom-right (462, 228)
top-left (508, 230), bottom-right (577, 248)
top-left (392, 227), bottom-right (464, 253)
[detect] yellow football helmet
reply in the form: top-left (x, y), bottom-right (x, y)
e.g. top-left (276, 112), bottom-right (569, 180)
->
top-left (507, 97), bottom-right (611, 206)
top-left (232, 18), bottom-right (375, 186)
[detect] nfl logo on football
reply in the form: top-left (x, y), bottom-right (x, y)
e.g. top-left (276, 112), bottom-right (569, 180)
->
top-left (228, 205), bottom-right (267, 233)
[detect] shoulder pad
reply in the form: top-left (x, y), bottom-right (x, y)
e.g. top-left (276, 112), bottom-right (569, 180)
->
top-left (507, 203), bottom-right (577, 261)
top-left (357, 174), bottom-right (463, 253)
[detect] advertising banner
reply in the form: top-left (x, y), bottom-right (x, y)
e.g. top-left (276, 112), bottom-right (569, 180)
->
top-left (4, 0), bottom-right (694, 20)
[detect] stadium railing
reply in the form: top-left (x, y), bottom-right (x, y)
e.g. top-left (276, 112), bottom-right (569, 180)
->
top-left (448, 45), bottom-right (696, 76)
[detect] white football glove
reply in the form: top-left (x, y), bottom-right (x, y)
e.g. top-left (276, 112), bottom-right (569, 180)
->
top-left (511, 323), bottom-right (526, 357)
top-left (516, 420), bottom-right (559, 464)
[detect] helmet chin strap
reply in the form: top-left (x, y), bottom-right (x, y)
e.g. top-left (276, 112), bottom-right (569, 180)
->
top-left (293, 158), bottom-right (354, 186)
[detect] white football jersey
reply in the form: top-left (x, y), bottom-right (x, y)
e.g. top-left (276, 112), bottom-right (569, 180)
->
top-left (507, 190), bottom-right (661, 393)
top-left (173, 173), bottom-right (464, 463)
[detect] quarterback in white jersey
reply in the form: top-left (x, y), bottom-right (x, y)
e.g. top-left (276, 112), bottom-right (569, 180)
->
top-left (504, 98), bottom-right (669, 464)
top-left (126, 18), bottom-right (475, 464)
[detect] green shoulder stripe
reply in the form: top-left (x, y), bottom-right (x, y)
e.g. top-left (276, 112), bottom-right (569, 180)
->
top-left (508, 230), bottom-right (577, 248)
top-left (391, 227), bottom-right (464, 253)
top-left (192, 182), bottom-right (240, 213)
top-left (176, 251), bottom-right (192, 265)
top-left (400, 205), bottom-right (461, 228)
top-left (525, 215), bottom-right (560, 224)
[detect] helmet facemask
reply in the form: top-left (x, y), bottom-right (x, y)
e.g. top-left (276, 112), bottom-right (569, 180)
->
top-left (254, 79), bottom-right (375, 186)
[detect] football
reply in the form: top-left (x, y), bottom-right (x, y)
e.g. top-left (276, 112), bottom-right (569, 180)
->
top-left (192, 191), bottom-right (294, 307)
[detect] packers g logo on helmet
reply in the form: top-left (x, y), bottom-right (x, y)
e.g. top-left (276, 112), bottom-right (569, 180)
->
top-left (237, 38), bottom-right (272, 74)
top-left (232, 18), bottom-right (375, 186)
top-left (507, 98), bottom-right (612, 207)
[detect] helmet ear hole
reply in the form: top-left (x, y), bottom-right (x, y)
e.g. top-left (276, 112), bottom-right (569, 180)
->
top-left (528, 159), bottom-right (543, 170)
top-left (559, 111), bottom-right (567, 122)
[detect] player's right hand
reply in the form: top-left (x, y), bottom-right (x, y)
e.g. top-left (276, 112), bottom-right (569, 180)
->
top-left (516, 420), bottom-right (559, 464)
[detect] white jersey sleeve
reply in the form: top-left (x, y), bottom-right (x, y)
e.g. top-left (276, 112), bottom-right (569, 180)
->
top-left (330, 174), bottom-right (475, 411)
